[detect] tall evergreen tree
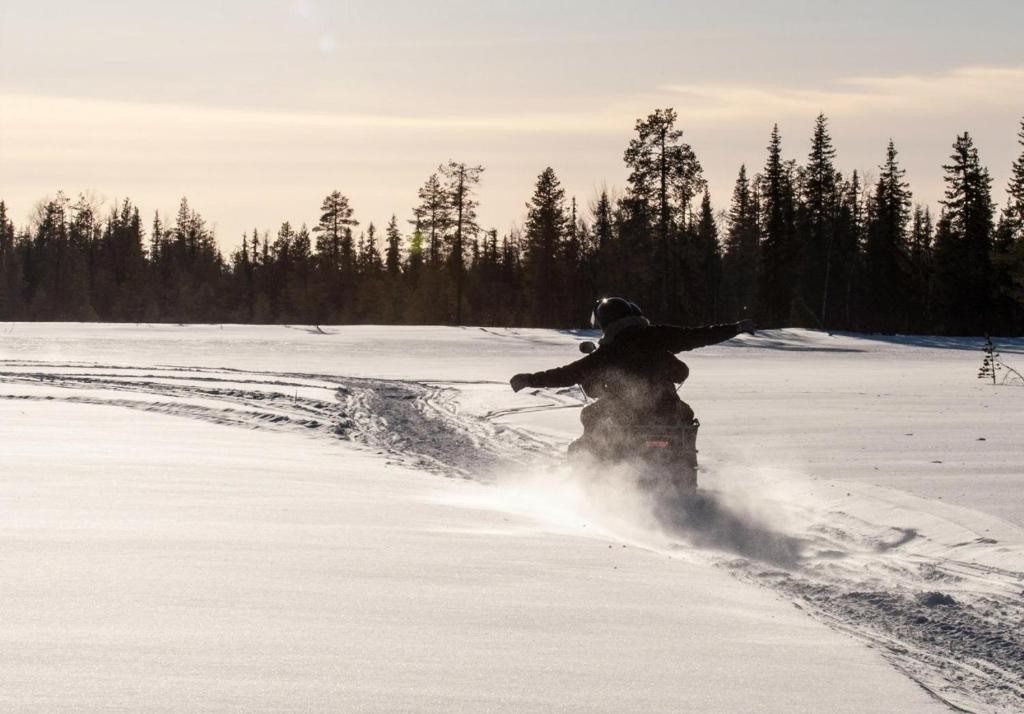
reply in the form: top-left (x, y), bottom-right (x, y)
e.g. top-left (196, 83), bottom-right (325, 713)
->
top-left (589, 189), bottom-right (615, 297)
top-left (863, 140), bottom-right (912, 332)
top-left (758, 124), bottom-right (798, 327)
top-left (623, 108), bottom-right (704, 313)
top-left (932, 133), bottom-right (995, 334)
top-left (312, 191), bottom-right (357, 319)
top-left (523, 167), bottom-right (570, 324)
top-left (312, 191), bottom-right (358, 274)
top-left (385, 215), bottom-right (402, 277)
top-left (691, 190), bottom-right (722, 322)
top-left (0, 201), bottom-right (24, 319)
top-left (407, 228), bottom-right (425, 278)
top-left (1004, 117), bottom-right (1024, 240)
top-left (721, 165), bottom-right (760, 320)
top-left (992, 117), bottom-right (1024, 332)
top-left (907, 205), bottom-right (934, 329)
top-left (411, 173), bottom-right (450, 266)
top-left (150, 211), bottom-right (164, 264)
top-left (440, 161), bottom-right (483, 324)
top-left (360, 223), bottom-right (383, 274)
top-left (799, 113), bottom-right (841, 327)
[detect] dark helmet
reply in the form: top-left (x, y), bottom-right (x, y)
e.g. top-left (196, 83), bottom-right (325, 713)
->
top-left (591, 297), bottom-right (643, 329)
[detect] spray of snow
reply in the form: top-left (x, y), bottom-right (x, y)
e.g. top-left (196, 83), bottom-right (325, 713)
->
top-left (440, 454), bottom-right (815, 570)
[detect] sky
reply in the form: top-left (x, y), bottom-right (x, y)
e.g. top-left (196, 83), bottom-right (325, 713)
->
top-left (1, 0), bottom-right (1023, 250)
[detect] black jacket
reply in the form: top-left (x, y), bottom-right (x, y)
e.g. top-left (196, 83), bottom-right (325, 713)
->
top-left (524, 319), bottom-right (742, 416)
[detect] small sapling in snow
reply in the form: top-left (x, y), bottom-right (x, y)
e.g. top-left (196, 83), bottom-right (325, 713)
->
top-left (978, 335), bottom-right (1024, 386)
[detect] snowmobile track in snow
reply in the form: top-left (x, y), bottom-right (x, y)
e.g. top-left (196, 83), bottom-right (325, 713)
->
top-left (0, 361), bottom-right (549, 478)
top-left (3, 359), bottom-right (1023, 713)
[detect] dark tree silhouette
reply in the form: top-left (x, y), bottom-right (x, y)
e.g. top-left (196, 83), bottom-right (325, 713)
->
top-left (623, 108), bottom-right (704, 314)
top-left (523, 167), bottom-right (570, 324)
top-left (758, 125), bottom-right (798, 327)
top-left (439, 161), bottom-right (483, 325)
top-left (932, 133), bottom-right (995, 334)
top-left (798, 113), bottom-right (841, 327)
top-left (1, 109), bottom-right (1021, 334)
top-left (721, 165), bottom-right (760, 321)
top-left (863, 140), bottom-right (912, 332)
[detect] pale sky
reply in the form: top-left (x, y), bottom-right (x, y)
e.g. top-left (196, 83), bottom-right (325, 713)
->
top-left (1, 0), bottom-right (1023, 250)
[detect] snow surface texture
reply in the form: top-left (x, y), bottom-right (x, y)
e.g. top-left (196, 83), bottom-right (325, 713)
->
top-left (2, 324), bottom-right (1022, 712)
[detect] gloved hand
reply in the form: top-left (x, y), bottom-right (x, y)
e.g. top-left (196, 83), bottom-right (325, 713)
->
top-left (737, 318), bottom-right (756, 335)
top-left (510, 373), bottom-right (532, 393)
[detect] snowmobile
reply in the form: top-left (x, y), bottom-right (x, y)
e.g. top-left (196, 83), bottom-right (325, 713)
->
top-left (571, 339), bottom-right (700, 495)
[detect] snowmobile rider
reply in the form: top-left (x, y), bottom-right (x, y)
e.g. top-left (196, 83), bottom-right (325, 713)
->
top-left (509, 297), bottom-right (754, 460)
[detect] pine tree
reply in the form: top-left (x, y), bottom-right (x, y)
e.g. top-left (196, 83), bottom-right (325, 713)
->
top-left (407, 228), bottom-right (424, 278)
top-left (831, 170), bottom-right (864, 329)
top-left (590, 189), bottom-right (615, 296)
top-left (623, 108), bottom-right (704, 313)
top-left (692, 190), bottom-right (722, 322)
top-left (411, 173), bottom-right (450, 266)
top-left (758, 124), bottom-right (798, 327)
top-left (312, 191), bottom-right (357, 274)
top-left (384, 215), bottom-right (402, 277)
top-left (166, 198), bottom-right (224, 322)
top-left (1005, 117), bottom-right (1024, 240)
top-left (993, 117), bottom-right (1024, 332)
top-left (439, 161), bottom-right (483, 324)
top-left (907, 205), bottom-right (934, 329)
top-left (721, 165), bottom-right (760, 320)
top-left (523, 167), bottom-right (570, 324)
top-left (0, 201), bottom-right (24, 319)
top-left (799, 113), bottom-right (840, 327)
top-left (360, 222), bottom-right (383, 274)
top-left (150, 211), bottom-right (164, 264)
top-left (312, 191), bottom-right (357, 319)
top-left (864, 140), bottom-right (912, 332)
top-left (231, 229), bottom-right (254, 322)
top-left (933, 132), bottom-right (995, 334)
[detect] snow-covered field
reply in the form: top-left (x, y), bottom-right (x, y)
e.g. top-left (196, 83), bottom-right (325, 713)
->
top-left (2, 323), bottom-right (1022, 713)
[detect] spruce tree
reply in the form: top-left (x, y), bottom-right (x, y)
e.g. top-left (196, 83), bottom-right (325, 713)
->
top-left (932, 133), bottom-right (995, 334)
top-left (0, 201), bottom-right (24, 319)
top-left (908, 205), bottom-right (934, 330)
top-left (407, 228), bottom-right (424, 279)
top-left (1005, 117), bottom-right (1024, 240)
top-left (721, 165), bottom-right (760, 320)
top-left (523, 167), bottom-right (570, 324)
top-left (993, 117), bottom-right (1024, 332)
top-left (799, 113), bottom-right (840, 327)
top-left (590, 189), bottom-right (615, 296)
top-left (864, 140), bottom-right (912, 332)
top-left (385, 215), bottom-right (402, 276)
top-left (758, 124), bottom-right (798, 327)
top-left (360, 222), bottom-right (383, 274)
top-left (692, 190), bottom-right (722, 322)
top-left (832, 170), bottom-right (864, 329)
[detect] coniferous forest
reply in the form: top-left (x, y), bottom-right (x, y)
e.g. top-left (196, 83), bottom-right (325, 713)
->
top-left (2, 110), bottom-right (1023, 334)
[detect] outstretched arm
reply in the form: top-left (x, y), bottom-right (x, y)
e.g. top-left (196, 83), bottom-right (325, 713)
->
top-left (510, 355), bottom-right (598, 392)
top-left (645, 320), bottom-right (753, 353)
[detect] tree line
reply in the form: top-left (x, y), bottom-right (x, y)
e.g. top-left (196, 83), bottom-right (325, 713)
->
top-left (1, 111), bottom-right (1022, 334)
